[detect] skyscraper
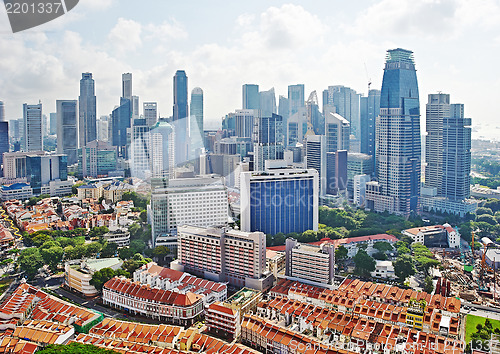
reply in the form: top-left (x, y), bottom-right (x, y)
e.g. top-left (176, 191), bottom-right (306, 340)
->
top-left (122, 73), bottom-right (132, 101)
top-left (173, 70), bottom-right (189, 165)
top-left (143, 102), bottom-right (158, 127)
top-left (149, 120), bottom-right (175, 178)
top-left (326, 85), bottom-right (361, 138)
top-left (366, 48), bottom-right (421, 216)
top-left (111, 97), bottom-right (131, 158)
top-left (131, 118), bottom-right (150, 180)
top-left (253, 113), bottom-right (284, 171)
top-left (0, 120), bottom-right (8, 176)
top-left (360, 89), bottom-right (381, 165)
top-left (278, 95), bottom-right (289, 146)
top-left (421, 93), bottom-right (475, 216)
top-left (78, 140), bottom-right (117, 178)
top-left (79, 73), bottom-right (97, 148)
top-left (0, 101), bottom-right (5, 122)
top-left (288, 84), bottom-right (305, 116)
top-left (56, 100), bottom-right (78, 165)
top-left (242, 84), bottom-right (259, 110)
top-left (190, 87), bottom-right (204, 159)
top-left (23, 103), bottom-right (43, 152)
top-left (132, 95), bottom-right (140, 120)
top-left (234, 109), bottom-right (256, 138)
top-left (305, 134), bottom-right (326, 195)
top-left (325, 112), bottom-right (350, 153)
top-left (49, 112), bottom-right (57, 135)
top-left (259, 87), bottom-right (276, 118)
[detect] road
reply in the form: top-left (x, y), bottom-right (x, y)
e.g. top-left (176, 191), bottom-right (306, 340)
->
top-left (462, 302), bottom-right (500, 321)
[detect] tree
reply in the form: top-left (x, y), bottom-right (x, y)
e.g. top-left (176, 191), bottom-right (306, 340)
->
top-left (424, 275), bottom-right (434, 293)
top-left (40, 246), bottom-right (64, 271)
top-left (353, 249), bottom-right (376, 277)
top-left (476, 214), bottom-right (498, 225)
top-left (88, 226), bottom-right (109, 239)
top-left (100, 242), bottom-right (118, 258)
top-left (335, 245), bottom-right (348, 264)
top-left (393, 254), bottom-right (416, 283)
top-left (18, 248), bottom-right (44, 279)
top-left (118, 247), bottom-right (134, 260)
top-left (373, 252), bottom-right (388, 261)
top-left (85, 242), bottom-right (102, 257)
top-left (38, 342), bottom-right (118, 353)
top-left (32, 233), bottom-right (53, 247)
top-left (130, 239), bottom-right (146, 254)
top-left (139, 210), bottom-right (147, 223)
top-left (476, 207), bottom-right (494, 216)
top-left (373, 241), bottom-right (393, 253)
top-left (397, 246), bottom-right (411, 256)
top-left (153, 246), bottom-right (170, 258)
top-left (90, 268), bottom-right (116, 292)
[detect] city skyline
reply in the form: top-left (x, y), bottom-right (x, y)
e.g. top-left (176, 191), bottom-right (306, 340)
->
top-left (0, 1), bottom-right (498, 140)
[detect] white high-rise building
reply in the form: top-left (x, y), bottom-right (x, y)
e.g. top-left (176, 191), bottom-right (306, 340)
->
top-left (325, 112), bottom-right (350, 153)
top-left (143, 102), bottom-right (158, 127)
top-left (151, 175), bottom-right (229, 248)
top-left (149, 121), bottom-right (175, 178)
top-left (23, 103), bottom-right (43, 152)
top-left (97, 115), bottom-right (110, 142)
top-left (131, 119), bottom-right (150, 180)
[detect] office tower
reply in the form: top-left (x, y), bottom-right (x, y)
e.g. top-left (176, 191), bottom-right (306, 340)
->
top-left (253, 113), bottom-right (284, 171)
top-left (222, 112), bottom-right (236, 135)
top-left (42, 114), bottom-right (49, 137)
top-left (325, 112), bottom-right (350, 153)
top-left (326, 150), bottom-right (348, 196)
top-left (56, 100), bottom-right (78, 165)
top-left (286, 107), bottom-right (307, 147)
top-left (9, 119), bottom-right (20, 143)
top-left (214, 137), bottom-right (252, 158)
top-left (190, 87), bottom-right (204, 159)
top-left (200, 153), bottom-right (240, 188)
top-left (49, 112), bottom-right (57, 135)
top-left (306, 91), bottom-right (324, 135)
top-left (3, 151), bottom-right (45, 179)
top-left (26, 154), bottom-right (67, 195)
top-left (288, 84), bottom-right (305, 117)
top-left (151, 176), bottom-right (229, 247)
top-left (259, 87), bottom-right (276, 118)
top-left (144, 102), bottom-right (158, 127)
top-left (173, 70), bottom-right (189, 166)
top-left (366, 48), bottom-right (421, 216)
top-left (130, 119), bottom-right (150, 180)
top-left (242, 84), bottom-right (259, 110)
top-left (0, 101), bottom-right (4, 122)
top-left (149, 121), bottom-right (175, 178)
top-left (305, 134), bottom-right (327, 195)
top-left (122, 73), bottom-right (132, 101)
top-left (234, 109), bottom-right (255, 138)
top-left (79, 73), bottom-right (97, 148)
top-left (78, 140), bottom-right (117, 178)
top-left (278, 95), bottom-right (289, 146)
top-left (240, 167), bottom-right (319, 235)
top-left (0, 121), bottom-right (8, 176)
top-left (97, 115), bottom-right (109, 142)
top-left (360, 89), bottom-right (381, 164)
top-left (347, 152), bottom-right (373, 200)
top-left (421, 93), bottom-right (475, 216)
top-left (132, 95), bottom-right (140, 119)
top-left (285, 238), bottom-right (335, 286)
top-left (23, 103), bottom-right (43, 152)
top-left (172, 225), bottom-right (272, 290)
top-left (326, 85), bottom-right (361, 139)
top-left (111, 97), bottom-right (131, 158)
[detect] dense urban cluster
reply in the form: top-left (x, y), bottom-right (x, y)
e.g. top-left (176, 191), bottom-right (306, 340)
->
top-left (0, 46), bottom-right (498, 354)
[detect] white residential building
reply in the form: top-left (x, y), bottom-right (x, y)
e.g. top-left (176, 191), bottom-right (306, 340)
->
top-left (402, 224), bottom-right (460, 248)
top-left (371, 260), bottom-right (396, 279)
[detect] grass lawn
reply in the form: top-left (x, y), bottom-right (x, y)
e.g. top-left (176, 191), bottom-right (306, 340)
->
top-left (466, 314), bottom-right (500, 343)
top-left (0, 278), bottom-right (12, 297)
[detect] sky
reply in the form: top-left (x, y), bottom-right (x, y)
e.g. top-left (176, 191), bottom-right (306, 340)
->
top-left (1, 0), bottom-right (500, 139)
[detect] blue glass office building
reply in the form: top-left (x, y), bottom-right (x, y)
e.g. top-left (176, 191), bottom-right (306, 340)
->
top-left (375, 48), bottom-right (421, 215)
top-left (241, 169), bottom-right (319, 236)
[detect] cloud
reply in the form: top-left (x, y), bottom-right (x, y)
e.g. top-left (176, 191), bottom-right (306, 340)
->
top-left (107, 17), bottom-right (142, 54)
top-left (79, 0), bottom-right (115, 10)
top-left (145, 19), bottom-right (188, 42)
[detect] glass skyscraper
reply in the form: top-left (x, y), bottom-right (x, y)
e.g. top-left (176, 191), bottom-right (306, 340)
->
top-left (56, 100), bottom-right (78, 165)
top-left (23, 103), bottom-right (43, 152)
top-left (111, 97), bottom-right (131, 158)
top-left (368, 48), bottom-right (421, 216)
top-left (173, 70), bottom-right (189, 165)
top-left (79, 73), bottom-right (97, 148)
top-left (288, 84), bottom-right (305, 116)
top-left (242, 84), bottom-right (259, 110)
top-left (360, 89), bottom-right (381, 165)
top-left (189, 87), bottom-right (204, 160)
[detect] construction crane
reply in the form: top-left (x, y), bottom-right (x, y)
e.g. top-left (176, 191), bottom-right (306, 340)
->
top-left (364, 62), bottom-right (372, 92)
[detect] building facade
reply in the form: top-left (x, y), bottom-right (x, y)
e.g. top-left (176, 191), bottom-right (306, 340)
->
top-left (241, 168), bottom-right (319, 236)
top-left (56, 100), bottom-right (78, 165)
top-left (366, 48), bottom-right (421, 216)
top-left (190, 87), bottom-right (204, 160)
top-left (79, 73), bottom-right (97, 149)
top-left (78, 140), bottom-right (118, 178)
top-left (173, 70), bottom-right (189, 165)
top-left (171, 226), bottom-right (273, 290)
top-left (23, 103), bottom-right (43, 152)
top-left (242, 84), bottom-right (260, 110)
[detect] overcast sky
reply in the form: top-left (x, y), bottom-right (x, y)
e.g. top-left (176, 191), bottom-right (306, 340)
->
top-left (1, 0), bottom-right (499, 139)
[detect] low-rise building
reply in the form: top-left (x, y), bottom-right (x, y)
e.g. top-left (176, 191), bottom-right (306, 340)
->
top-left (402, 224), bottom-right (460, 248)
top-left (64, 258), bottom-right (123, 297)
top-left (206, 302), bottom-right (240, 340)
top-left (371, 260), bottom-right (396, 279)
top-left (102, 277), bottom-right (204, 326)
top-left (102, 228), bottom-right (130, 247)
top-left (0, 183), bottom-right (33, 201)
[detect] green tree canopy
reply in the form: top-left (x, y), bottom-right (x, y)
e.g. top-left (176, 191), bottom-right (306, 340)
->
top-left (90, 268), bottom-right (116, 292)
top-left (38, 342), bottom-right (118, 353)
top-left (40, 246), bottom-right (64, 271)
top-left (353, 249), bottom-right (376, 277)
top-left (393, 254), bottom-right (416, 283)
top-left (373, 241), bottom-right (393, 253)
top-left (18, 248), bottom-right (44, 279)
top-left (335, 245), bottom-right (348, 263)
top-left (424, 275), bottom-right (434, 294)
top-left (476, 207), bottom-right (494, 216)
